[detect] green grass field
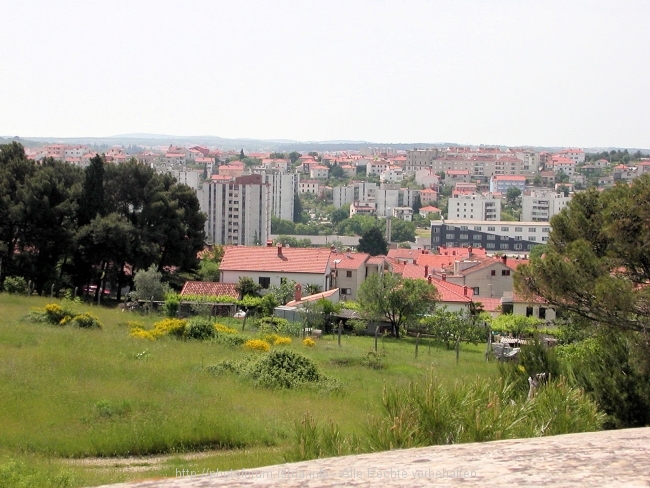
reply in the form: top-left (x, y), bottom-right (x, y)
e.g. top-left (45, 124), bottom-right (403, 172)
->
top-left (0, 294), bottom-right (497, 487)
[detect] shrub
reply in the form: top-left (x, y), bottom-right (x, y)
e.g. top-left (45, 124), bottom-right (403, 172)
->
top-left (163, 293), bottom-right (180, 318)
top-left (274, 336), bottom-right (292, 346)
top-left (215, 323), bottom-right (237, 334)
top-left (360, 351), bottom-right (386, 369)
top-left (185, 317), bottom-right (216, 340)
top-left (70, 312), bottom-right (103, 329)
top-left (303, 337), bottom-right (315, 348)
top-left (3, 276), bottom-right (27, 294)
top-left (129, 318), bottom-right (187, 340)
top-left (214, 334), bottom-right (247, 347)
top-left (243, 339), bottom-right (271, 352)
top-left (45, 304), bottom-right (68, 324)
top-left (349, 319), bottom-right (368, 336)
top-left (248, 350), bottom-right (321, 389)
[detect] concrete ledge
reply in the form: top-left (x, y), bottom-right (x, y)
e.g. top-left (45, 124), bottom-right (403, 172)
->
top-left (97, 427), bottom-right (650, 487)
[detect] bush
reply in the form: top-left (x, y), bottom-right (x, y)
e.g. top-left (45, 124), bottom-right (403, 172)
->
top-left (70, 312), bottom-right (103, 329)
top-left (129, 318), bottom-right (187, 340)
top-left (163, 293), bottom-right (180, 317)
top-left (214, 323), bottom-right (237, 334)
top-left (274, 336), bottom-right (292, 346)
top-left (185, 317), bottom-right (216, 340)
top-left (243, 339), bottom-right (271, 352)
top-left (248, 350), bottom-right (321, 389)
top-left (214, 334), bottom-right (247, 347)
top-left (303, 337), bottom-right (315, 348)
top-left (44, 304), bottom-right (70, 325)
top-left (2, 276), bottom-right (27, 294)
top-left (349, 319), bottom-right (368, 336)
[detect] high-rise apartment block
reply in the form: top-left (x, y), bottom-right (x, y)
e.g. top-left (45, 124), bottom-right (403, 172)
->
top-left (199, 174), bottom-right (271, 246)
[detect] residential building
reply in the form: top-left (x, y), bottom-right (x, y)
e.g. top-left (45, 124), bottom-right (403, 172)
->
top-left (333, 185), bottom-right (355, 208)
top-left (169, 170), bottom-right (201, 190)
top-left (557, 148), bottom-right (585, 164)
top-left (415, 168), bottom-right (440, 188)
top-left (445, 170), bottom-right (471, 184)
top-left (420, 188), bottom-right (438, 204)
top-left (330, 252), bottom-right (371, 300)
top-left (380, 167), bottom-right (404, 183)
top-left (419, 205), bottom-right (441, 217)
top-left (392, 207), bottom-right (413, 221)
top-left (310, 165), bottom-right (330, 179)
top-left (431, 220), bottom-right (550, 253)
top-left (548, 156), bottom-right (576, 176)
top-left (219, 243), bottom-right (332, 292)
top-left (350, 201), bottom-right (376, 217)
top-left (199, 174), bottom-right (271, 246)
top-left (447, 194), bottom-right (501, 221)
top-left (521, 190), bottom-right (571, 222)
top-left (405, 148), bottom-right (440, 174)
top-left (253, 169), bottom-right (298, 222)
top-left (299, 180), bottom-right (320, 195)
top-left (490, 175), bottom-right (526, 193)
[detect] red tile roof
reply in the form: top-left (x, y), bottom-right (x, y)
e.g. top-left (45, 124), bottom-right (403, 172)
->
top-left (220, 246), bottom-right (332, 274)
top-left (180, 281), bottom-right (238, 298)
top-left (330, 252), bottom-right (369, 270)
top-left (400, 264), bottom-right (472, 302)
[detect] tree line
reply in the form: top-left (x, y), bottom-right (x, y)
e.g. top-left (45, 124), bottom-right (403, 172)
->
top-left (0, 143), bottom-right (205, 299)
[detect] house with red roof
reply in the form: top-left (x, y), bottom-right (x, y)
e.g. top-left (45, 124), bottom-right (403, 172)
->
top-left (219, 244), bottom-right (333, 293)
top-left (400, 263), bottom-right (474, 312)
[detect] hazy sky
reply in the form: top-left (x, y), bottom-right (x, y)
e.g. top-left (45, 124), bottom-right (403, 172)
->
top-left (2, 0), bottom-right (649, 147)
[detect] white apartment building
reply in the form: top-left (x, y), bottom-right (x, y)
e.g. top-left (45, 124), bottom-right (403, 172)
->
top-left (380, 167), bottom-right (404, 183)
top-left (253, 169), bottom-right (298, 222)
top-left (447, 194), bottom-right (501, 221)
top-left (299, 180), bottom-right (320, 195)
top-left (333, 185), bottom-right (355, 208)
top-left (199, 174), bottom-right (271, 246)
top-left (169, 170), bottom-right (201, 190)
top-left (367, 160), bottom-right (391, 176)
top-left (521, 191), bottom-right (571, 222)
top-left (392, 207), bottom-right (413, 221)
top-left (310, 165), bottom-right (329, 179)
top-left (557, 149), bottom-right (585, 164)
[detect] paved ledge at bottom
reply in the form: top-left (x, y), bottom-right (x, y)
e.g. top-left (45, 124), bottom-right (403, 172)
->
top-left (97, 427), bottom-right (650, 487)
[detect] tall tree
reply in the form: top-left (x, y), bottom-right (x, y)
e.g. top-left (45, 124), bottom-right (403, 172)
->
top-left (515, 178), bottom-right (650, 334)
top-left (358, 273), bottom-right (438, 337)
top-left (357, 226), bottom-right (388, 256)
top-left (78, 154), bottom-right (105, 227)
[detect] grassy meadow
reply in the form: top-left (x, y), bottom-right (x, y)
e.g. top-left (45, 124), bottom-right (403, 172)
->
top-left (0, 294), bottom-right (497, 487)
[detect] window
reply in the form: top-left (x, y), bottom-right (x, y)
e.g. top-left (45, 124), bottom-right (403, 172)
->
top-left (502, 270), bottom-right (511, 276)
top-left (340, 288), bottom-right (352, 295)
top-left (487, 235), bottom-right (496, 240)
top-left (433, 227), bottom-right (440, 233)
top-left (542, 236), bottom-right (549, 241)
top-left (446, 233), bottom-right (455, 240)
top-left (259, 277), bottom-right (271, 289)
top-left (515, 227), bottom-right (522, 232)
top-left (501, 227), bottom-right (509, 232)
top-left (488, 226), bottom-right (495, 231)
top-left (526, 306), bottom-right (534, 317)
top-left (474, 226), bottom-right (482, 231)
top-left (514, 243), bottom-right (523, 250)
top-left (280, 277), bottom-right (287, 285)
top-left (515, 236), bottom-right (522, 240)
top-left (486, 243), bottom-right (495, 249)
top-left (432, 236), bottom-right (440, 242)
top-left (346, 270), bottom-right (352, 278)
top-left (500, 244), bottom-right (509, 249)
top-left (529, 227), bottom-right (536, 232)
top-left (473, 287), bottom-right (480, 295)
top-left (491, 270), bottom-right (496, 276)
top-left (460, 225), bottom-right (468, 230)
top-left (539, 307), bottom-right (547, 319)
top-left (529, 236), bottom-right (536, 241)
top-left (542, 227), bottom-right (550, 232)
top-left (460, 234), bottom-right (468, 240)
top-left (473, 234), bottom-right (482, 240)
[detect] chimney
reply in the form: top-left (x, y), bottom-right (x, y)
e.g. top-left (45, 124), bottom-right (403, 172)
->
top-left (468, 246), bottom-right (473, 257)
top-left (266, 239), bottom-right (273, 247)
top-left (331, 245), bottom-right (336, 252)
top-left (441, 273), bottom-right (447, 281)
top-left (424, 265), bottom-right (429, 277)
top-left (294, 283), bottom-right (302, 302)
top-left (427, 275), bottom-right (432, 284)
top-left (501, 255), bottom-right (507, 265)
top-left (277, 244), bottom-right (283, 257)
top-left (463, 286), bottom-right (468, 296)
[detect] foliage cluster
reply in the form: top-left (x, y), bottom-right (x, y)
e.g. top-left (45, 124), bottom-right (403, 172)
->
top-left (287, 374), bottom-right (603, 461)
top-left (209, 349), bottom-right (335, 390)
top-left (2, 276), bottom-right (27, 294)
top-left (0, 143), bottom-right (205, 299)
top-left (28, 302), bottom-right (103, 329)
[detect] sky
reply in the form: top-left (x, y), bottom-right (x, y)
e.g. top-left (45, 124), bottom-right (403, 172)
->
top-left (1, 0), bottom-right (649, 148)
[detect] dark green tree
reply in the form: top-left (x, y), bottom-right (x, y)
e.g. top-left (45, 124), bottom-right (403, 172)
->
top-left (390, 219), bottom-right (416, 243)
top-left (357, 226), bottom-right (388, 256)
top-left (78, 154), bottom-right (105, 226)
top-left (412, 194), bottom-right (422, 214)
top-left (271, 217), bottom-right (295, 235)
top-left (289, 152), bottom-right (301, 165)
top-left (506, 187), bottom-right (521, 206)
top-left (236, 276), bottom-right (261, 298)
top-left (293, 192), bottom-right (303, 223)
top-left (330, 205), bottom-right (350, 225)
